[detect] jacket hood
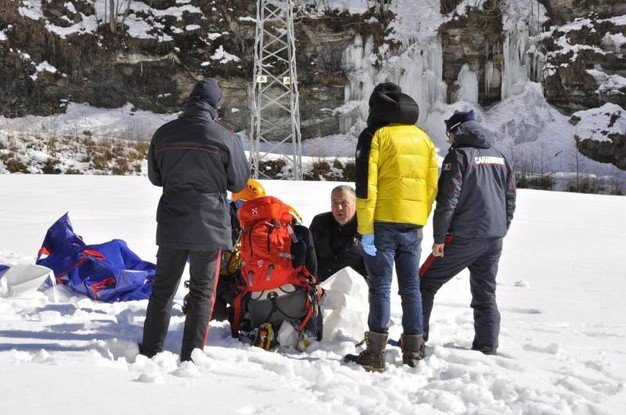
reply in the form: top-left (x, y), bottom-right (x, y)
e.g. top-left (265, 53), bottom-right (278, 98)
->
top-left (182, 99), bottom-right (218, 120)
top-left (453, 120), bottom-right (495, 149)
top-left (367, 91), bottom-right (419, 126)
top-left (189, 78), bottom-right (223, 109)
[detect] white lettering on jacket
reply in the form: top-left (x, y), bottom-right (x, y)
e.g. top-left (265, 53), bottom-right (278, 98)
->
top-left (474, 156), bottom-right (505, 165)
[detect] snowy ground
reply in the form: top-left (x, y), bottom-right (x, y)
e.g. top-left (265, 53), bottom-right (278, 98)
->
top-left (0, 176), bottom-right (625, 414)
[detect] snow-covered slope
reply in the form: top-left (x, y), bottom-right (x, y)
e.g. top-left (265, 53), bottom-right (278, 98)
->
top-left (0, 103), bottom-right (175, 141)
top-left (1, 176), bottom-right (625, 414)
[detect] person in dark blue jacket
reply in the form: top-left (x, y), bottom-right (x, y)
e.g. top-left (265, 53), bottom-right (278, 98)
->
top-left (141, 78), bottom-right (250, 362)
top-left (419, 110), bottom-right (516, 356)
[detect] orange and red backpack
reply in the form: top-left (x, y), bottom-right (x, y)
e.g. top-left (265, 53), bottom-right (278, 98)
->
top-left (230, 196), bottom-right (317, 338)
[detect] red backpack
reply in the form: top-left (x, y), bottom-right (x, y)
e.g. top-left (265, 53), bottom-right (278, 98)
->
top-left (230, 196), bottom-right (317, 338)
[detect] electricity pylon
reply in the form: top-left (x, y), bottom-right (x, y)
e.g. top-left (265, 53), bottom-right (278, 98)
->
top-left (250, 0), bottom-right (303, 180)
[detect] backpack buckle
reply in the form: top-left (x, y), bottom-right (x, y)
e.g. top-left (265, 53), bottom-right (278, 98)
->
top-left (265, 264), bottom-right (274, 281)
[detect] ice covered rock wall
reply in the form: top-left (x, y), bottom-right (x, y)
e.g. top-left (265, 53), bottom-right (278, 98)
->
top-left (501, 0), bottom-right (548, 100)
top-left (339, 34), bottom-right (378, 135)
top-left (339, 34), bottom-right (446, 135)
top-left (335, 0), bottom-right (625, 179)
top-left (386, 41), bottom-right (447, 123)
top-left (339, 1), bottom-right (541, 132)
top-left (1, 0), bottom-right (624, 174)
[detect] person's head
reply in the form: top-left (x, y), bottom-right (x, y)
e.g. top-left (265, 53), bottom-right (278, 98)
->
top-left (188, 78), bottom-right (223, 109)
top-left (232, 178), bottom-right (265, 203)
top-left (367, 82), bottom-right (419, 127)
top-left (445, 109), bottom-right (475, 145)
top-left (368, 82), bottom-right (402, 107)
top-left (330, 185), bottom-right (356, 226)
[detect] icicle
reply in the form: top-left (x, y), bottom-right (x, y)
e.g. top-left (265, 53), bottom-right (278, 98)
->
top-left (502, 29), bottom-right (531, 99)
top-left (386, 37), bottom-right (446, 124)
top-left (340, 35), bottom-right (377, 135)
top-left (485, 60), bottom-right (494, 94)
top-left (501, 0), bottom-right (548, 99)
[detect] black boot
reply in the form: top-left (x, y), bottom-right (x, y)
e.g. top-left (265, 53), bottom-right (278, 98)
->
top-left (344, 331), bottom-right (388, 372)
top-left (472, 345), bottom-right (497, 355)
top-left (401, 333), bottom-right (425, 367)
top-left (138, 342), bottom-right (158, 359)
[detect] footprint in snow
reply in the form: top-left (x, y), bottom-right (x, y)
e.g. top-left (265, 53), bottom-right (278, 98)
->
top-left (502, 307), bottom-right (542, 315)
top-left (522, 342), bottom-right (560, 354)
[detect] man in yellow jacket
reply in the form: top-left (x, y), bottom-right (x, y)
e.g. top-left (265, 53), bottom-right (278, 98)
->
top-left (344, 83), bottom-right (438, 371)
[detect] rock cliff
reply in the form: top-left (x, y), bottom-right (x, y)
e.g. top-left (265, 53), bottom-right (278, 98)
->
top-left (1, 0), bottom-right (624, 169)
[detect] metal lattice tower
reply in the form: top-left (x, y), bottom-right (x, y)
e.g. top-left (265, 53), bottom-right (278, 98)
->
top-left (250, 0), bottom-right (303, 180)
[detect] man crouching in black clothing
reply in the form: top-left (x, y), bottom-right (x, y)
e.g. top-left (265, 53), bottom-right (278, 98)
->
top-left (310, 185), bottom-right (368, 283)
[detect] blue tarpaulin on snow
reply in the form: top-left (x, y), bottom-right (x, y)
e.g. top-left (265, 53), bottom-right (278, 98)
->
top-left (0, 264), bottom-right (9, 278)
top-left (36, 213), bottom-right (155, 302)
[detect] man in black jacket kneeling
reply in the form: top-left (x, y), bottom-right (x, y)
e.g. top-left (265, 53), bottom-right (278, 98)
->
top-left (310, 185), bottom-right (367, 283)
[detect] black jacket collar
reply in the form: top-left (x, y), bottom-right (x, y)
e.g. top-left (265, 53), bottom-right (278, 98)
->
top-left (181, 99), bottom-right (218, 120)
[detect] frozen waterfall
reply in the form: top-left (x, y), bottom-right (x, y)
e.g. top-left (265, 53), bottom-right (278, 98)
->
top-left (501, 0), bottom-right (548, 100)
top-left (339, 35), bottom-right (447, 134)
top-left (340, 34), bottom-right (377, 135)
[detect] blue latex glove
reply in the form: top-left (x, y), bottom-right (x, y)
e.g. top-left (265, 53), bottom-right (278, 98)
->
top-left (361, 233), bottom-right (377, 256)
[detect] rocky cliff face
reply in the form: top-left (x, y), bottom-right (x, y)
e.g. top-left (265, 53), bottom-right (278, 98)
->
top-left (1, 0), bottom-right (624, 170)
top-left (0, 0), bottom-right (217, 116)
top-left (535, 0), bottom-right (626, 169)
top-left (570, 103), bottom-right (626, 170)
top-left (439, 2), bottom-right (504, 105)
top-left (540, 0), bottom-right (626, 25)
top-left (0, 0), bottom-right (381, 140)
top-left (541, 15), bottom-right (625, 111)
top-left (436, 0), bottom-right (624, 170)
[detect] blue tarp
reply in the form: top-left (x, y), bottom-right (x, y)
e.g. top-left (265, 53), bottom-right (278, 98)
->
top-left (0, 264), bottom-right (8, 279)
top-left (36, 213), bottom-right (155, 302)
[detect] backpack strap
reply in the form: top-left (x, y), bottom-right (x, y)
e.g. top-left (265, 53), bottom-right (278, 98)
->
top-left (293, 267), bottom-right (318, 333)
top-left (295, 289), bottom-right (315, 333)
top-left (231, 246), bottom-right (320, 338)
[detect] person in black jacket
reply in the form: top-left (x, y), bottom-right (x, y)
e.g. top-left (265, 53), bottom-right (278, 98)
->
top-left (141, 78), bottom-right (250, 362)
top-left (309, 185), bottom-right (367, 283)
top-left (419, 110), bottom-right (516, 356)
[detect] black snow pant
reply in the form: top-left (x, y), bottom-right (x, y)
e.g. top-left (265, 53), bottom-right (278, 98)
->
top-left (419, 237), bottom-right (503, 354)
top-left (141, 247), bottom-right (221, 362)
top-left (211, 272), bottom-right (239, 322)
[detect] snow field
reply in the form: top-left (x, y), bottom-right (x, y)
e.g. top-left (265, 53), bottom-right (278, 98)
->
top-left (0, 176), bottom-right (625, 414)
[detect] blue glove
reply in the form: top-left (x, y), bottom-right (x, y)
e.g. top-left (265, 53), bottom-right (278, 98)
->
top-left (361, 233), bottom-right (377, 256)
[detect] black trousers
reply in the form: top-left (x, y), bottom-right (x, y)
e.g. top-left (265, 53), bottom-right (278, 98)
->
top-left (141, 247), bottom-right (221, 361)
top-left (420, 237), bottom-right (503, 353)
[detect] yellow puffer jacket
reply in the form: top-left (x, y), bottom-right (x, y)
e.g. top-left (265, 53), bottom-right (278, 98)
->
top-left (356, 124), bottom-right (438, 234)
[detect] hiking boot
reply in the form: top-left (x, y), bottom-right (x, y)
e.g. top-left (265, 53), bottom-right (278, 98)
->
top-left (401, 333), bottom-right (425, 367)
top-left (344, 331), bottom-right (388, 372)
top-left (254, 322), bottom-right (274, 350)
top-left (138, 343), bottom-right (159, 359)
top-left (472, 345), bottom-right (497, 355)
